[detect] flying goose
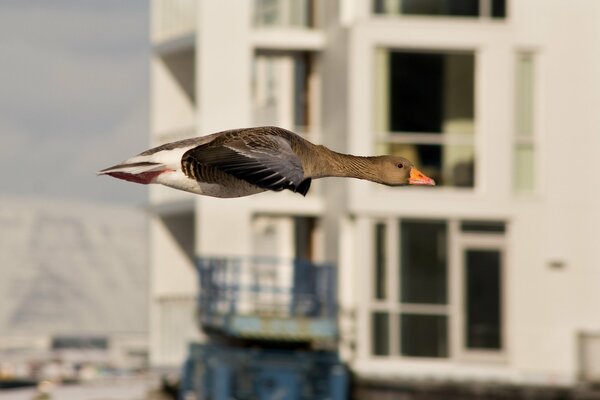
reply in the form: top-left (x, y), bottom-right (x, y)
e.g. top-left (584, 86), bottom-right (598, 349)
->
top-left (98, 126), bottom-right (435, 198)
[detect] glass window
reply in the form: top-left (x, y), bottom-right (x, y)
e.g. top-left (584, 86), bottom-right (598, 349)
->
top-left (372, 312), bottom-right (390, 355)
top-left (465, 250), bottom-right (502, 349)
top-left (375, 49), bottom-right (476, 187)
top-left (514, 53), bottom-right (536, 193)
top-left (369, 219), bottom-right (506, 359)
top-left (400, 314), bottom-right (448, 357)
top-left (253, 52), bottom-right (315, 135)
top-left (294, 216), bottom-right (316, 261)
top-left (374, 223), bottom-right (387, 300)
top-left (254, 0), bottom-right (316, 28)
top-left (460, 220), bottom-right (506, 233)
top-left (373, 0), bottom-right (506, 18)
top-left (400, 220), bottom-right (447, 304)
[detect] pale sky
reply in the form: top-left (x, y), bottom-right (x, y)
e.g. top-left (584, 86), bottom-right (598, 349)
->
top-left (0, 0), bottom-right (149, 205)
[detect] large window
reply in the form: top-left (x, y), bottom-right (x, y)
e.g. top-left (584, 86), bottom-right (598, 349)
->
top-left (375, 49), bottom-right (476, 187)
top-left (514, 52), bottom-right (536, 193)
top-left (370, 219), bottom-right (505, 359)
top-left (252, 52), bottom-right (317, 136)
top-left (373, 0), bottom-right (506, 18)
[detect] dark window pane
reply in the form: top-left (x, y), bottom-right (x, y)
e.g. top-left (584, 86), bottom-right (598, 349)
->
top-left (388, 51), bottom-right (475, 134)
top-left (389, 52), bottom-right (443, 133)
top-left (400, 314), bottom-right (448, 357)
top-left (293, 53), bottom-right (311, 129)
top-left (374, 223), bottom-right (387, 300)
top-left (374, 0), bottom-right (479, 17)
top-left (460, 221), bottom-right (506, 233)
top-left (294, 216), bottom-right (316, 261)
top-left (466, 250), bottom-right (502, 349)
top-left (400, 220), bottom-right (447, 304)
top-left (52, 336), bottom-right (108, 350)
top-left (491, 0), bottom-right (506, 18)
top-left (402, 0), bottom-right (478, 16)
top-left (372, 312), bottom-right (390, 355)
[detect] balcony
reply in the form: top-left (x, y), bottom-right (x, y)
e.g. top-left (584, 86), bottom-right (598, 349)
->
top-left (196, 256), bottom-right (337, 342)
top-left (152, 0), bottom-right (196, 45)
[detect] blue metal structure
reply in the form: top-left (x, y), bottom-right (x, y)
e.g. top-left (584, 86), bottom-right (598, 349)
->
top-left (196, 257), bottom-right (337, 342)
top-left (181, 343), bottom-right (348, 400)
top-left (181, 256), bottom-right (348, 400)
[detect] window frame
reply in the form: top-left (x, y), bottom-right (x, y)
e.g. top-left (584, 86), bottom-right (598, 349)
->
top-left (453, 231), bottom-right (507, 362)
top-left (368, 218), bottom-right (508, 362)
top-left (513, 50), bottom-right (540, 195)
top-left (373, 46), bottom-right (479, 189)
top-left (371, 0), bottom-right (508, 20)
top-left (252, 50), bottom-right (321, 140)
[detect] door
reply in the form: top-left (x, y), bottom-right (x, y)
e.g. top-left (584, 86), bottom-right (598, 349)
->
top-left (457, 237), bottom-right (506, 361)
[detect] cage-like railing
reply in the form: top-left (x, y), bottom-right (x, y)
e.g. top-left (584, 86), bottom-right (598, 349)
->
top-left (196, 256), bottom-right (337, 341)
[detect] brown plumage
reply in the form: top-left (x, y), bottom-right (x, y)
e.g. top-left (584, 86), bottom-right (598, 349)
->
top-left (98, 126), bottom-right (435, 198)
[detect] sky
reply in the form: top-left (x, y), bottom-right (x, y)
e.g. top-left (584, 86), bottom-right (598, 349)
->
top-left (0, 0), bottom-right (149, 205)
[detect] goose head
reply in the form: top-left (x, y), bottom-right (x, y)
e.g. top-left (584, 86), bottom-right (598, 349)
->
top-left (376, 156), bottom-right (436, 186)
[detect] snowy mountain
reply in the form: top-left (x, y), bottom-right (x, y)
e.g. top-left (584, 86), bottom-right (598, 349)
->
top-left (0, 197), bottom-right (148, 337)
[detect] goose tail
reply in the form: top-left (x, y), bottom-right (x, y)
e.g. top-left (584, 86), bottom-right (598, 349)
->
top-left (97, 158), bottom-right (168, 185)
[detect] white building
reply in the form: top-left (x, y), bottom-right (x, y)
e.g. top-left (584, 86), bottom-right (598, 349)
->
top-left (148, 0), bottom-right (600, 390)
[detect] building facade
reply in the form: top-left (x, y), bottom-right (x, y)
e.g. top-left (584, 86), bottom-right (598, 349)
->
top-left (149, 0), bottom-right (600, 390)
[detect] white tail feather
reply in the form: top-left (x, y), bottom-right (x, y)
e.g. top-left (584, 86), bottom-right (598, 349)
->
top-left (97, 160), bottom-right (165, 176)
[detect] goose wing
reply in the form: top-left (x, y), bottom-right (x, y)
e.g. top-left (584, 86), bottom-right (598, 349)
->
top-left (182, 134), bottom-right (311, 194)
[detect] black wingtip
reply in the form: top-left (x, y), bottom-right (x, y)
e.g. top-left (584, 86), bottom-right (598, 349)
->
top-left (295, 178), bottom-right (312, 196)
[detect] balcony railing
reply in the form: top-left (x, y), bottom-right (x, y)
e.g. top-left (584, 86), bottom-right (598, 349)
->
top-left (196, 256), bottom-right (337, 342)
top-left (152, 0), bottom-right (196, 43)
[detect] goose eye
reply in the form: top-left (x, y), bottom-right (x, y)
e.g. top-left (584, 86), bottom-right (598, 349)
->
top-left (396, 163), bottom-right (404, 169)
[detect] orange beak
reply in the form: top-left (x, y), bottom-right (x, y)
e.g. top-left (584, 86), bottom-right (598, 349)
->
top-left (409, 167), bottom-right (436, 186)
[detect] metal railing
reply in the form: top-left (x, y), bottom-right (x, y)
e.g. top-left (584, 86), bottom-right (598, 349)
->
top-left (196, 256), bottom-right (337, 334)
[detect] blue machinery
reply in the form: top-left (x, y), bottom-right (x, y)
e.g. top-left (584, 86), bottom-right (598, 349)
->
top-left (180, 257), bottom-right (348, 399)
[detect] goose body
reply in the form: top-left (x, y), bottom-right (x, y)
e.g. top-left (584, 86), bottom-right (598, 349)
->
top-left (98, 126), bottom-right (434, 198)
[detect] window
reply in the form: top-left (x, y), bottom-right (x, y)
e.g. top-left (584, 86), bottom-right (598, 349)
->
top-left (370, 219), bottom-right (506, 359)
top-left (465, 249), bottom-right (502, 349)
top-left (52, 336), bottom-right (108, 350)
top-left (254, 0), bottom-right (318, 28)
top-left (514, 52), bottom-right (536, 193)
top-left (371, 220), bottom-right (449, 358)
top-left (373, 0), bottom-right (506, 18)
top-left (375, 49), bottom-right (476, 187)
top-left (252, 52), bottom-right (316, 135)
top-left (374, 223), bottom-right (387, 300)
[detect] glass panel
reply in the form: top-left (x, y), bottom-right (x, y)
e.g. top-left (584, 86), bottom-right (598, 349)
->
top-left (254, 0), bottom-right (313, 28)
top-left (294, 217), bottom-right (315, 261)
top-left (377, 50), bottom-right (475, 135)
top-left (400, 314), bottom-right (448, 357)
top-left (293, 53), bottom-right (310, 130)
top-left (514, 143), bottom-right (535, 192)
top-left (374, 223), bottom-right (387, 300)
top-left (254, 0), bottom-right (281, 26)
top-left (374, 0), bottom-right (479, 17)
top-left (491, 0), bottom-right (506, 18)
top-left (375, 49), bottom-right (475, 188)
top-left (252, 54), bottom-right (281, 126)
top-left (515, 53), bottom-right (534, 137)
top-left (466, 250), bottom-right (502, 350)
top-left (460, 220), bottom-right (506, 233)
top-left (386, 143), bottom-right (475, 187)
top-left (372, 312), bottom-right (390, 355)
top-left (400, 220), bottom-right (447, 304)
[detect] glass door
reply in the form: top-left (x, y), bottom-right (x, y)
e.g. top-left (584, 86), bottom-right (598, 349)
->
top-left (457, 237), bottom-right (506, 361)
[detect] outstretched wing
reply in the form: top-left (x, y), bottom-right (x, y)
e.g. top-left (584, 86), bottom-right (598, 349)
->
top-left (182, 135), bottom-right (311, 194)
